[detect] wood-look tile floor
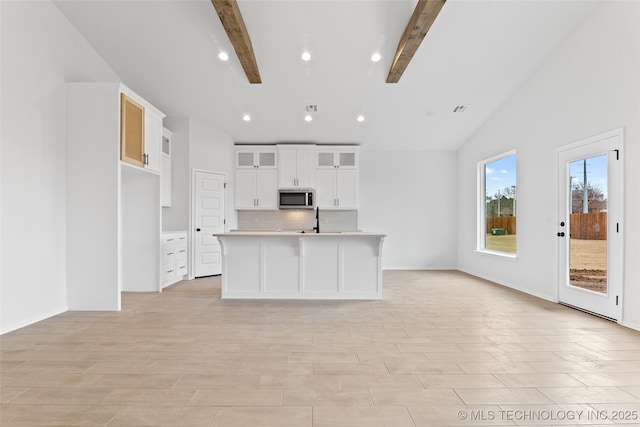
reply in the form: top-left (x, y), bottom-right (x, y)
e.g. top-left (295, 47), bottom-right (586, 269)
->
top-left (2, 270), bottom-right (640, 426)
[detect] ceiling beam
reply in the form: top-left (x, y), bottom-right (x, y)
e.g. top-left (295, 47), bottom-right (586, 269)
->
top-left (386, 0), bottom-right (446, 83)
top-left (211, 0), bottom-right (262, 84)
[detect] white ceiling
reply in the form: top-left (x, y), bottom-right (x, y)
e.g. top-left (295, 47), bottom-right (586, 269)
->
top-left (54, 0), bottom-right (598, 150)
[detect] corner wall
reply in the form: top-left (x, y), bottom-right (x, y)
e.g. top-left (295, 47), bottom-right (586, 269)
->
top-left (0, 1), bottom-right (120, 333)
top-left (456, 2), bottom-right (640, 327)
top-left (360, 150), bottom-right (458, 269)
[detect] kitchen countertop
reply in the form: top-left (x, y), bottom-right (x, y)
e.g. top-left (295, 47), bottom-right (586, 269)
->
top-left (216, 231), bottom-right (386, 237)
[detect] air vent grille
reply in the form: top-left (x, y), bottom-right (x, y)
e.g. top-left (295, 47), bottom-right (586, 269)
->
top-left (305, 104), bottom-right (318, 113)
top-left (453, 105), bottom-right (469, 113)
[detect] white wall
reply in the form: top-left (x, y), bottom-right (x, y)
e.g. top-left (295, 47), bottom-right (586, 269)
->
top-left (162, 117), bottom-right (190, 231)
top-left (162, 117), bottom-right (236, 232)
top-left (0, 1), bottom-right (120, 333)
top-left (456, 2), bottom-right (640, 327)
top-left (360, 150), bottom-right (458, 269)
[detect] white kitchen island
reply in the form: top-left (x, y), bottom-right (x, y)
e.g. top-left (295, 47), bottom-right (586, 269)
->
top-left (215, 231), bottom-right (385, 299)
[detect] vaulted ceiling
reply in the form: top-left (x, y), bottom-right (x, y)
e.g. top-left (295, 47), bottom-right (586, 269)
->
top-left (54, 0), bottom-right (598, 150)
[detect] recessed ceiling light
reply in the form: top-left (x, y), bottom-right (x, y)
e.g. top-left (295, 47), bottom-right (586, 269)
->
top-left (304, 115), bottom-right (313, 122)
top-left (242, 114), bottom-right (251, 122)
top-left (301, 51), bottom-right (311, 61)
top-left (371, 53), bottom-right (381, 62)
top-left (218, 51), bottom-right (229, 61)
top-left (357, 115), bottom-right (365, 122)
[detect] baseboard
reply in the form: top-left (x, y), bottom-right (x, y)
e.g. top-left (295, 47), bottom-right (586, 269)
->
top-left (0, 306), bottom-right (68, 335)
top-left (382, 266), bottom-right (458, 271)
top-left (456, 267), bottom-right (556, 303)
top-left (620, 320), bottom-right (640, 332)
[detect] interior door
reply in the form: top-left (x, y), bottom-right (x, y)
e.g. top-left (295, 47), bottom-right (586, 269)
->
top-left (557, 131), bottom-right (622, 320)
top-left (193, 171), bottom-right (225, 277)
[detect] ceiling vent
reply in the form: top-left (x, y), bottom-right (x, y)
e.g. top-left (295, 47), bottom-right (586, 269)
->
top-left (453, 105), bottom-right (469, 113)
top-left (305, 104), bottom-right (318, 113)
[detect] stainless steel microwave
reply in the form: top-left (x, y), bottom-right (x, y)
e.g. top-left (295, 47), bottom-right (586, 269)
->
top-left (279, 189), bottom-right (315, 210)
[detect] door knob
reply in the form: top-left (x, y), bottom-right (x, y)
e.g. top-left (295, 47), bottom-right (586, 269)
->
top-left (557, 232), bottom-right (565, 237)
top-left (196, 228), bottom-right (201, 232)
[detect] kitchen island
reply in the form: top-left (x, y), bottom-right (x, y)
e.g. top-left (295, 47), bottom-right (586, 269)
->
top-left (215, 231), bottom-right (385, 299)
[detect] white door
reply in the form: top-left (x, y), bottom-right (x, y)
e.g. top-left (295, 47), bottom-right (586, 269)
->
top-left (193, 171), bottom-right (225, 277)
top-left (557, 130), bottom-right (623, 320)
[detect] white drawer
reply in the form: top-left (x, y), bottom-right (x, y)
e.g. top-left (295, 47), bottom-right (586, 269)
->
top-left (162, 234), bottom-right (176, 245)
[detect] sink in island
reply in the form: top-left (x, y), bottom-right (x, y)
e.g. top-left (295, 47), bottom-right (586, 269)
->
top-left (214, 231), bottom-right (386, 299)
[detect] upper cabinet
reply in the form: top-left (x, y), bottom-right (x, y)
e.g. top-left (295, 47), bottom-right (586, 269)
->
top-left (144, 110), bottom-right (162, 173)
top-left (120, 94), bottom-right (145, 167)
top-left (235, 146), bottom-right (278, 210)
top-left (277, 145), bottom-right (315, 188)
top-left (315, 146), bottom-right (359, 210)
top-left (161, 127), bottom-right (173, 207)
top-left (233, 144), bottom-right (359, 210)
top-left (316, 147), bottom-right (359, 170)
top-left (120, 92), bottom-right (162, 174)
top-left (236, 146), bottom-right (277, 169)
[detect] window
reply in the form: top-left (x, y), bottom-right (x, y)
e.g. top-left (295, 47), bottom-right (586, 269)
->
top-left (479, 151), bottom-right (517, 255)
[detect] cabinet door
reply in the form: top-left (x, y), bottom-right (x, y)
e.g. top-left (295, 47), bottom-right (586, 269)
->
top-left (255, 169), bottom-right (277, 208)
top-left (144, 112), bottom-right (162, 173)
top-left (337, 150), bottom-right (358, 169)
top-left (257, 150), bottom-right (276, 168)
top-left (315, 169), bottom-right (337, 208)
top-left (236, 151), bottom-right (256, 168)
top-left (235, 169), bottom-right (257, 208)
top-left (278, 147), bottom-right (297, 188)
top-left (120, 93), bottom-right (145, 167)
top-left (336, 169), bottom-right (358, 209)
top-left (161, 154), bottom-right (171, 207)
top-left (316, 150), bottom-right (336, 169)
top-left (295, 147), bottom-right (315, 188)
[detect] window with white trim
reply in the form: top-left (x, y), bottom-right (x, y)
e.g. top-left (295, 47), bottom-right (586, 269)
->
top-left (479, 151), bottom-right (517, 255)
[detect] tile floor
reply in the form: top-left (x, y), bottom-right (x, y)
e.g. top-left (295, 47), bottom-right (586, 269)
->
top-left (1, 270), bottom-right (640, 426)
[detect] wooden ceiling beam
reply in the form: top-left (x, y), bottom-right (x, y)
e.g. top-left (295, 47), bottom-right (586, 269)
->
top-left (386, 0), bottom-right (446, 83)
top-left (211, 0), bottom-right (261, 84)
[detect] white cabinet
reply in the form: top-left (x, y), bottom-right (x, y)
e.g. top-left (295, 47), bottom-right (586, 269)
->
top-left (144, 111), bottom-right (162, 173)
top-left (277, 145), bottom-right (314, 188)
top-left (235, 146), bottom-right (278, 209)
top-left (235, 169), bottom-right (278, 209)
top-left (162, 232), bottom-right (188, 288)
top-left (236, 146), bottom-right (277, 169)
top-left (316, 147), bottom-right (359, 169)
top-left (315, 146), bottom-right (359, 209)
top-left (316, 169), bottom-right (358, 209)
top-left (161, 127), bottom-right (172, 207)
top-left (119, 89), bottom-right (163, 174)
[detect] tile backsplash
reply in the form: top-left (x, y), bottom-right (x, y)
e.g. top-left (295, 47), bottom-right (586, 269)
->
top-left (237, 210), bottom-right (358, 232)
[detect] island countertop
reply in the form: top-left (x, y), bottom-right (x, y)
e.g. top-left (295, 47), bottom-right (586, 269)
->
top-left (216, 230), bottom-right (386, 237)
top-left (214, 231), bottom-right (386, 299)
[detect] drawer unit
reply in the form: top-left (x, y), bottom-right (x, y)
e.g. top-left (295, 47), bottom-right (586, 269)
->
top-left (162, 232), bottom-right (188, 288)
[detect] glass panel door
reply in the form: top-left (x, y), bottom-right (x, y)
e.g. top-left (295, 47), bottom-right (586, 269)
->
top-left (568, 155), bottom-right (608, 294)
top-left (557, 130), bottom-right (622, 321)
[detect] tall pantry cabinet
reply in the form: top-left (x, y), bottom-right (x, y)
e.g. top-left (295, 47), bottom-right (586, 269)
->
top-left (66, 83), bottom-right (164, 311)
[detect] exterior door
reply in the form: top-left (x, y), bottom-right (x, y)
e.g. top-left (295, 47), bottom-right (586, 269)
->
top-left (557, 130), bottom-right (622, 320)
top-left (193, 171), bottom-right (225, 277)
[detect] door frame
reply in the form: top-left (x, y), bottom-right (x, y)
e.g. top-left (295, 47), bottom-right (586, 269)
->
top-left (554, 128), bottom-right (624, 322)
top-left (189, 169), bottom-right (227, 280)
